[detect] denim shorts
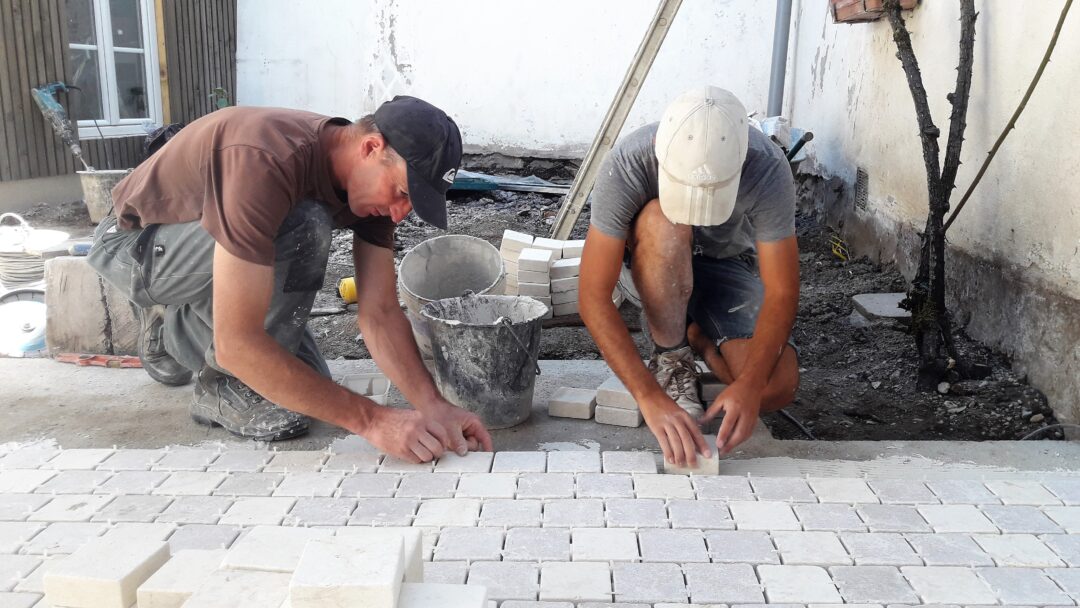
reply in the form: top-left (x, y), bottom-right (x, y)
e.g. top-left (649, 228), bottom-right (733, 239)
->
top-left (619, 250), bottom-right (796, 349)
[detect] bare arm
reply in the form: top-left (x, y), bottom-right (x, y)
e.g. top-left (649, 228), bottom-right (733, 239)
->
top-left (352, 234), bottom-right (493, 454)
top-left (211, 243), bottom-right (373, 435)
top-left (702, 236), bottom-right (800, 452)
top-left (579, 226), bottom-right (709, 466)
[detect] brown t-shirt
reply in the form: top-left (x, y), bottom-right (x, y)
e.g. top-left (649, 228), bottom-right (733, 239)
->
top-left (112, 106), bottom-right (394, 265)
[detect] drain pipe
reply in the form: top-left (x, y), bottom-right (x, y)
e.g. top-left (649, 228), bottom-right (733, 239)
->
top-left (767, 0), bottom-right (793, 117)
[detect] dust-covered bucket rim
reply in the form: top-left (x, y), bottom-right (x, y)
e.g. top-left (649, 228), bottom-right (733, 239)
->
top-left (398, 234), bottom-right (504, 304)
top-left (419, 293), bottom-right (549, 327)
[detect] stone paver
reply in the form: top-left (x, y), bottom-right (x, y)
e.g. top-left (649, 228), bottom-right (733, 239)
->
top-left (829, 566), bottom-right (918, 604)
top-left (0, 446), bottom-right (1076, 607)
top-left (684, 562), bottom-right (763, 603)
top-left (900, 566), bottom-right (997, 604)
top-left (759, 565), bottom-right (842, 603)
top-left (612, 562), bottom-right (687, 603)
top-left (977, 566), bottom-right (1074, 605)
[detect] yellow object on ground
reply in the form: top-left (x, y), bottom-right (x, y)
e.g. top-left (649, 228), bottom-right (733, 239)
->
top-left (338, 277), bottom-right (357, 304)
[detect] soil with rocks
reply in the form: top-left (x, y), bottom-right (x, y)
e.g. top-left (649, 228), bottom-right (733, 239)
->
top-left (27, 165), bottom-right (1058, 442)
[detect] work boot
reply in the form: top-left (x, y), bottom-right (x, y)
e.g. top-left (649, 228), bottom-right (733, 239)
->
top-left (648, 345), bottom-right (705, 419)
top-left (137, 305), bottom-right (193, 386)
top-left (191, 367), bottom-right (310, 441)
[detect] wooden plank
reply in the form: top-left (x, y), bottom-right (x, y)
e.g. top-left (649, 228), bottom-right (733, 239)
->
top-left (9, 0), bottom-right (34, 178)
top-left (193, 0), bottom-right (207, 118)
top-left (23, 0), bottom-right (52, 178)
top-left (43, 0), bottom-right (73, 175)
top-left (154, 0), bottom-right (170, 123)
top-left (53, 0), bottom-right (75, 174)
top-left (0, 1), bottom-right (17, 181)
top-left (179, 0), bottom-right (194, 122)
top-left (162, 0), bottom-right (181, 122)
top-left (28, 0), bottom-right (58, 176)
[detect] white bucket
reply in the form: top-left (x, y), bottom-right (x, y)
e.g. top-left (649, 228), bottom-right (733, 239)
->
top-left (397, 235), bottom-right (505, 358)
top-left (77, 170), bottom-right (130, 224)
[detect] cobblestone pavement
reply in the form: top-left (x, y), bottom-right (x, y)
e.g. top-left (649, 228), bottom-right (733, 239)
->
top-left (0, 445), bottom-right (1077, 607)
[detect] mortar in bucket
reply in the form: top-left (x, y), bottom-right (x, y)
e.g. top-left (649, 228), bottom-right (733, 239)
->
top-left (77, 169), bottom-right (130, 224)
top-left (421, 294), bottom-right (546, 429)
top-left (398, 235), bottom-right (505, 358)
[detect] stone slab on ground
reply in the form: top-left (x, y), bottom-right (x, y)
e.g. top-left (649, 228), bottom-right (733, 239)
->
top-left (136, 549), bottom-right (226, 608)
top-left (43, 535), bottom-right (169, 608)
top-left (595, 405), bottom-right (643, 427)
top-left (290, 536), bottom-right (405, 608)
top-left (548, 387), bottom-right (597, 420)
top-left (851, 292), bottom-right (911, 321)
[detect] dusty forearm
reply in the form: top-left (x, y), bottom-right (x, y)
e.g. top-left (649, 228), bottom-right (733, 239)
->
top-left (740, 290), bottom-right (798, 387)
top-left (581, 293), bottom-right (665, 405)
top-left (358, 305), bottom-right (444, 411)
top-left (216, 331), bottom-right (375, 433)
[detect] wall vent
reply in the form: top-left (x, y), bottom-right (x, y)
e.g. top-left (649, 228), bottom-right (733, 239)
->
top-left (855, 167), bottom-right (869, 210)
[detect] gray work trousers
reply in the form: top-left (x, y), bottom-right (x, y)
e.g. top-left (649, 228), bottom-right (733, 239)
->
top-left (86, 200), bottom-right (333, 378)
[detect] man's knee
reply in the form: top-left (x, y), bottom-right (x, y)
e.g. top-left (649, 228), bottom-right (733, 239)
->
top-left (630, 198), bottom-right (692, 254)
top-left (763, 349), bottom-right (800, 411)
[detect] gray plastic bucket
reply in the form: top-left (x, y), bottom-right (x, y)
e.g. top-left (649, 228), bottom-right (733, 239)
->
top-left (77, 170), bottom-right (130, 224)
top-left (398, 235), bottom-right (505, 358)
top-left (421, 294), bottom-right (546, 429)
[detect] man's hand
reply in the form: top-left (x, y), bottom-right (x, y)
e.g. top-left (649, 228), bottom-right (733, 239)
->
top-left (640, 395), bottom-right (712, 467)
top-left (419, 400), bottom-right (494, 455)
top-left (700, 379), bottom-right (764, 454)
top-left (363, 407), bottom-right (454, 464)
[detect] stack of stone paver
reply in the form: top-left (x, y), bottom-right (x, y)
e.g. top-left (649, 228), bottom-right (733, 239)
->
top-left (595, 375), bottom-right (644, 428)
top-left (1, 444), bottom-right (1078, 607)
top-left (498, 230), bottom-right (588, 318)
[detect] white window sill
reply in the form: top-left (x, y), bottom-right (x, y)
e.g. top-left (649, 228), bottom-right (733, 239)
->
top-left (77, 123), bottom-right (154, 139)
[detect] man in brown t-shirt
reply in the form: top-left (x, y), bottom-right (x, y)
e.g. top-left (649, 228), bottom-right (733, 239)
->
top-left (87, 96), bottom-right (492, 462)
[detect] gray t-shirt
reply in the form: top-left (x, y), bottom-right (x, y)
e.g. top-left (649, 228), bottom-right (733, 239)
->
top-left (590, 122), bottom-right (795, 260)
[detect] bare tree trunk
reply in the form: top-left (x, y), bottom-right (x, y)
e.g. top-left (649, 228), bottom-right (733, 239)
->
top-left (885, 0), bottom-right (977, 389)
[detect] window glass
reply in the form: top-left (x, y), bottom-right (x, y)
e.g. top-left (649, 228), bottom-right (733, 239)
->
top-left (114, 52), bottom-right (148, 119)
top-left (68, 48), bottom-right (103, 121)
top-left (66, 0), bottom-right (96, 45)
top-left (109, 0), bottom-right (143, 48)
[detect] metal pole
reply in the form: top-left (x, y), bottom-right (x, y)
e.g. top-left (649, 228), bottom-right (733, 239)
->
top-left (767, 0), bottom-right (793, 117)
top-left (549, 0), bottom-right (684, 240)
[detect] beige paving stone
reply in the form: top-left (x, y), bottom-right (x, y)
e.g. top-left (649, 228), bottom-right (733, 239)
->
top-left (457, 473), bottom-right (518, 499)
top-left (595, 376), bottom-right (637, 410)
top-left (136, 549), bottom-right (226, 608)
top-left (576, 473), bottom-right (633, 499)
top-left (336, 526), bottom-right (424, 583)
top-left (217, 497), bottom-right (295, 526)
top-left (155, 496), bottom-right (233, 525)
top-left (547, 452), bottom-right (601, 474)
top-left (729, 501), bottom-right (800, 530)
top-left (539, 562), bottom-right (612, 602)
top-left (28, 495), bottom-right (113, 522)
top-left (839, 532), bottom-right (922, 566)
top-left (548, 388), bottom-right (597, 420)
top-left (433, 452), bottom-right (494, 473)
top-left (283, 497), bottom-right (356, 526)
top-left (917, 505), bottom-right (998, 533)
top-left (972, 533), bottom-right (1064, 567)
top-left (0, 472), bottom-right (56, 494)
top-left (809, 478), bottom-right (879, 504)
top-left (504, 528), bottom-right (571, 561)
top-left (638, 528), bottom-right (709, 562)
top-left (0, 522), bottom-right (43, 553)
top-left (467, 561), bottom-right (539, 601)
top-left (221, 525), bottom-right (332, 572)
top-left (759, 565), bottom-right (841, 603)
top-left (900, 566), bottom-right (997, 604)
top-left (667, 499), bottom-right (734, 530)
top-left (151, 449), bottom-right (219, 472)
top-left (0, 554), bottom-right (41, 592)
top-left (704, 531), bottom-right (780, 564)
top-left (42, 450), bottom-right (113, 471)
top-left (984, 480), bottom-right (1060, 506)
top-left (492, 452), bottom-right (547, 474)
top-left (604, 498), bottom-right (668, 528)
top-left (43, 535), bottom-right (169, 608)
top-left (422, 560), bottom-right (467, 585)
top-left (543, 499), bottom-right (604, 527)
top-left (634, 474), bottom-right (694, 500)
top-left (517, 473), bottom-right (575, 499)
top-left (270, 472), bottom-right (343, 497)
top-left (338, 473), bottom-right (400, 497)
top-left (684, 562), bottom-right (763, 604)
top-left (287, 537), bottom-right (406, 608)
top-left (412, 498), bottom-right (480, 527)
top-left (95, 470), bottom-right (170, 495)
top-left (396, 473), bottom-right (459, 499)
top-left (399, 581), bottom-right (488, 608)
top-left (181, 569), bottom-right (290, 608)
top-left (204, 451), bottom-right (272, 473)
top-left (36, 471), bottom-right (112, 495)
top-left (571, 528), bottom-right (639, 562)
top-left (348, 498), bottom-right (418, 526)
top-left (773, 531), bottom-right (852, 565)
top-left (480, 499), bottom-right (542, 528)
top-left (612, 562), bottom-right (687, 603)
top-left (151, 472), bottom-right (227, 496)
top-left (262, 451), bottom-right (327, 473)
top-left (166, 524), bottom-right (240, 552)
top-left (595, 405), bottom-right (643, 427)
top-left (601, 452), bottom-right (657, 474)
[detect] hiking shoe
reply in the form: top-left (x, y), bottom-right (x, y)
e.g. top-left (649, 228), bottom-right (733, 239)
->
top-left (137, 305), bottom-right (193, 386)
top-left (648, 345), bottom-right (705, 419)
top-left (191, 367), bottom-right (309, 441)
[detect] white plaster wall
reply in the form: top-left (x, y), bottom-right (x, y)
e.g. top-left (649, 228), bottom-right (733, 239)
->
top-left (237, 0), bottom-right (779, 157)
top-left (787, 0), bottom-right (1080, 298)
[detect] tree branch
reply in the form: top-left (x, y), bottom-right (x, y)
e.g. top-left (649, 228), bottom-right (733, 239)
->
top-left (945, 0), bottom-right (1074, 232)
top-left (939, 1), bottom-right (977, 198)
top-left (885, 0), bottom-right (942, 190)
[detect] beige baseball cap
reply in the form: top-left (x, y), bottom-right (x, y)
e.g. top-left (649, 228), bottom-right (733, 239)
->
top-left (655, 86), bottom-right (749, 226)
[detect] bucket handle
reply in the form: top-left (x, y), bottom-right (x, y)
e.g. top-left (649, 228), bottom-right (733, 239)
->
top-left (500, 317), bottom-right (541, 376)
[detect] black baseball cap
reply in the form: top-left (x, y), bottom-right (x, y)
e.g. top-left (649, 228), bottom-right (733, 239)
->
top-left (372, 96), bottom-right (462, 229)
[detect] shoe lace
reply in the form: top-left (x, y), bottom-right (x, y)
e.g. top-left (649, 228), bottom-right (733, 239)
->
top-left (651, 350), bottom-right (699, 401)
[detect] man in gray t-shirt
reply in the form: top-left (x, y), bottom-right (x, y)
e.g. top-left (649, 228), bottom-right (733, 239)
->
top-left (579, 87), bottom-right (800, 466)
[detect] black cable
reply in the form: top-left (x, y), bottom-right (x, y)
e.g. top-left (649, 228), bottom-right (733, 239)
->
top-left (779, 409), bottom-right (816, 440)
top-left (1019, 424), bottom-right (1080, 441)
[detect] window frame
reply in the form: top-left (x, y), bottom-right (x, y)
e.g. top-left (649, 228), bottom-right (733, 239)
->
top-left (70, 0), bottom-right (163, 139)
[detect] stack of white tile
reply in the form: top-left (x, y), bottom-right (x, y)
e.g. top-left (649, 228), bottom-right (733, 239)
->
top-left (517, 247), bottom-right (554, 318)
top-left (594, 375), bottom-right (643, 427)
top-left (45, 526), bottom-right (487, 608)
top-left (499, 229), bottom-right (534, 296)
top-left (550, 254), bottom-right (582, 317)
